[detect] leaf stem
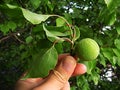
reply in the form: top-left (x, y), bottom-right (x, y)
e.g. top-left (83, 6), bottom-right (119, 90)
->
top-left (53, 38), bottom-right (73, 46)
top-left (52, 14), bottom-right (73, 40)
top-left (71, 26), bottom-right (77, 42)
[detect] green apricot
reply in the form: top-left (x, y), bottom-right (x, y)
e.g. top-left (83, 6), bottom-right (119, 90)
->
top-left (75, 38), bottom-right (100, 61)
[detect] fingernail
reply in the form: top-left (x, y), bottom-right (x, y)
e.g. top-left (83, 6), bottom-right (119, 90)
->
top-left (62, 56), bottom-right (76, 72)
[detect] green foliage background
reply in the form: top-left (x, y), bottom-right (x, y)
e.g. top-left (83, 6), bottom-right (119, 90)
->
top-left (0, 0), bottom-right (120, 90)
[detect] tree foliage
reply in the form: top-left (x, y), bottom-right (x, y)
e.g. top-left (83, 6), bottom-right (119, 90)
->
top-left (0, 0), bottom-right (120, 90)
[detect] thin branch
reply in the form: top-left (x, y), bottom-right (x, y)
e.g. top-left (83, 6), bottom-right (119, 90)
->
top-left (0, 29), bottom-right (26, 43)
top-left (14, 35), bottom-right (26, 44)
top-left (0, 35), bottom-right (10, 42)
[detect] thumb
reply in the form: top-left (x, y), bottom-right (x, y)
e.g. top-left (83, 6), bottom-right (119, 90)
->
top-left (34, 55), bottom-right (76, 90)
top-left (54, 55), bottom-right (77, 82)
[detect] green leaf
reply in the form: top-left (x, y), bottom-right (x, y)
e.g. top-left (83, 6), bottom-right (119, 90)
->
top-left (0, 21), bottom-right (16, 34)
top-left (43, 24), bottom-right (64, 42)
top-left (73, 26), bottom-right (80, 41)
top-left (104, 0), bottom-right (112, 7)
top-left (99, 54), bottom-right (106, 67)
top-left (21, 8), bottom-right (51, 24)
top-left (55, 43), bottom-right (63, 54)
top-left (0, 24), bottom-right (9, 35)
top-left (70, 86), bottom-right (76, 90)
top-left (117, 57), bottom-right (120, 66)
top-left (64, 13), bottom-right (72, 24)
top-left (101, 48), bottom-right (114, 60)
top-left (114, 39), bottom-right (120, 50)
top-left (108, 11), bottom-right (116, 25)
top-left (32, 25), bottom-right (43, 32)
top-left (112, 56), bottom-right (117, 65)
top-left (23, 46), bottom-right (58, 79)
top-left (98, 8), bottom-right (116, 25)
top-left (30, 0), bottom-right (41, 9)
top-left (47, 1), bottom-right (54, 11)
top-left (104, 0), bottom-right (120, 11)
top-left (25, 36), bottom-right (33, 44)
top-left (116, 26), bottom-right (120, 35)
top-left (50, 30), bottom-right (68, 37)
top-left (79, 26), bottom-right (93, 38)
top-left (7, 21), bottom-right (16, 31)
top-left (56, 17), bottom-right (65, 27)
top-left (0, 4), bottom-right (23, 19)
top-left (83, 60), bottom-right (97, 74)
top-left (76, 76), bottom-right (90, 90)
top-left (112, 48), bottom-right (120, 57)
top-left (32, 25), bottom-right (69, 37)
top-left (6, 4), bottom-right (18, 9)
top-left (46, 26), bottom-right (70, 36)
top-left (91, 72), bottom-right (100, 85)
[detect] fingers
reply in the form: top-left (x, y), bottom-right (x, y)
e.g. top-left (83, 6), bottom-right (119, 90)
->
top-left (15, 78), bottom-right (43, 90)
top-left (58, 54), bottom-right (87, 76)
top-left (58, 53), bottom-right (70, 59)
top-left (16, 54), bottom-right (87, 90)
top-left (60, 81), bottom-right (70, 90)
top-left (72, 63), bottom-right (87, 76)
top-left (33, 55), bottom-right (76, 90)
top-left (56, 55), bottom-right (77, 80)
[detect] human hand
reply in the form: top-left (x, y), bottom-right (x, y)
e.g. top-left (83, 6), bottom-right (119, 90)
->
top-left (15, 54), bottom-right (87, 90)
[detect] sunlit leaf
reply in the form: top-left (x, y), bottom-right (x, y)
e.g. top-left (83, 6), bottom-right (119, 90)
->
top-left (56, 17), bottom-right (65, 27)
top-left (21, 8), bottom-right (52, 24)
top-left (104, 0), bottom-right (120, 11)
top-left (6, 4), bottom-right (18, 9)
top-left (108, 12), bottom-right (116, 25)
top-left (104, 0), bottom-right (112, 7)
top-left (98, 7), bottom-right (116, 26)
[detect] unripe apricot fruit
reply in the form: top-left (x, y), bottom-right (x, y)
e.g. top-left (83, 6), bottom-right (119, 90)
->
top-left (75, 38), bottom-right (100, 61)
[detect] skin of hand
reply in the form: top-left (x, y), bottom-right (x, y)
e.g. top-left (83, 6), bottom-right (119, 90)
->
top-left (15, 54), bottom-right (87, 90)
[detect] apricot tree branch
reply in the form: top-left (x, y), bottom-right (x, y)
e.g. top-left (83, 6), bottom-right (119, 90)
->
top-left (0, 29), bottom-right (26, 43)
top-left (14, 34), bottom-right (25, 44)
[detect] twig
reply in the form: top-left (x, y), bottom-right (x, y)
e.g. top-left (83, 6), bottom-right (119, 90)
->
top-left (0, 36), bottom-right (11, 42)
top-left (14, 34), bottom-right (25, 44)
top-left (0, 29), bottom-right (26, 43)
